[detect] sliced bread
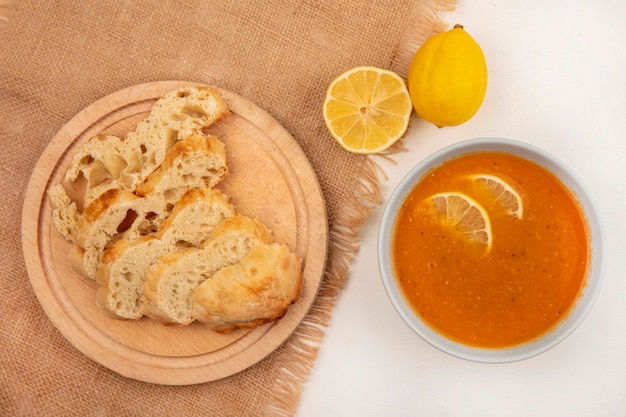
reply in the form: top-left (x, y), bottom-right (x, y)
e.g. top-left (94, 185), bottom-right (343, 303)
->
top-left (141, 215), bottom-right (273, 325)
top-left (120, 86), bottom-right (231, 193)
top-left (60, 86), bottom-right (230, 209)
top-left (49, 86), bottom-right (305, 330)
top-left (63, 134), bottom-right (131, 208)
top-left (71, 131), bottom-right (231, 280)
top-left (73, 188), bottom-right (155, 279)
top-left (94, 187), bottom-right (236, 319)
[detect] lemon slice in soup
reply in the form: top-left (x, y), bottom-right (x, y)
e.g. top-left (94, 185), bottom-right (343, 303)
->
top-left (469, 174), bottom-right (524, 219)
top-left (428, 192), bottom-right (493, 251)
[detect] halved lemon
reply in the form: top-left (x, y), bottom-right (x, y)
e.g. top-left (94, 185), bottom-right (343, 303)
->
top-left (428, 192), bottom-right (493, 251)
top-left (468, 174), bottom-right (524, 219)
top-left (322, 66), bottom-right (412, 154)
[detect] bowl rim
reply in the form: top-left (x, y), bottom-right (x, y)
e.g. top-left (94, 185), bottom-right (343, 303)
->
top-left (377, 137), bottom-right (606, 363)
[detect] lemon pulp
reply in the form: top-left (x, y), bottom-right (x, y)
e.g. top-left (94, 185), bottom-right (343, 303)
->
top-left (427, 191), bottom-right (493, 252)
top-left (468, 173), bottom-right (525, 219)
top-left (323, 66), bottom-right (412, 154)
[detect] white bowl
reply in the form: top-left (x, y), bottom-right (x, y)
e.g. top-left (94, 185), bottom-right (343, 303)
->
top-left (378, 138), bottom-right (605, 363)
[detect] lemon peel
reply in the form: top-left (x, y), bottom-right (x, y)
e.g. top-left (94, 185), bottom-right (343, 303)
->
top-left (408, 24), bottom-right (488, 128)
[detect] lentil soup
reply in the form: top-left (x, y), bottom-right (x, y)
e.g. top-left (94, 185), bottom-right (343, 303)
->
top-left (391, 151), bottom-right (590, 348)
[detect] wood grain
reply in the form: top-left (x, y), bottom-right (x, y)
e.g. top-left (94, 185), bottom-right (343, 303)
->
top-left (21, 81), bottom-right (328, 385)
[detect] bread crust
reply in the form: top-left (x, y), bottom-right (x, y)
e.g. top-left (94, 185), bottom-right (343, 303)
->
top-left (192, 243), bottom-right (303, 332)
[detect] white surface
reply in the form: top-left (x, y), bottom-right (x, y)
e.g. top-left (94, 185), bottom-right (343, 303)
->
top-left (297, 1), bottom-right (626, 416)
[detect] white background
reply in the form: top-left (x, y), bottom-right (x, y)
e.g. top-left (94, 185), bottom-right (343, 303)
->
top-left (297, 0), bottom-right (626, 416)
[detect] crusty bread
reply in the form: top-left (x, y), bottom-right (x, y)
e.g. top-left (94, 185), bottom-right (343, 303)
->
top-left (193, 243), bottom-right (303, 333)
top-left (96, 236), bottom-right (169, 319)
top-left (49, 86), bottom-right (304, 330)
top-left (72, 190), bottom-right (152, 280)
top-left (52, 87), bottom-right (231, 270)
top-left (135, 133), bottom-right (228, 200)
top-left (75, 188), bottom-right (142, 248)
top-left (141, 215), bottom-right (273, 325)
top-left (73, 188), bottom-right (174, 280)
top-left (94, 187), bottom-right (235, 319)
top-left (61, 86), bottom-right (230, 209)
top-left (70, 132), bottom-right (230, 280)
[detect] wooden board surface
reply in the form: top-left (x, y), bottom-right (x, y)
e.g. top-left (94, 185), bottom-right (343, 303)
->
top-left (21, 81), bottom-right (328, 385)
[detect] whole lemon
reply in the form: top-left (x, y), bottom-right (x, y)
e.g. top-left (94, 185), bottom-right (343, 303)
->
top-left (408, 24), bottom-right (487, 128)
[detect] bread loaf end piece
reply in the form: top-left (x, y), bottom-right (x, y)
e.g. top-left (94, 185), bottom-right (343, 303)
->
top-left (192, 243), bottom-right (303, 332)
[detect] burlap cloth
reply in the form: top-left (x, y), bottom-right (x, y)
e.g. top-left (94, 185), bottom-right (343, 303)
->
top-left (0, 1), bottom-right (453, 415)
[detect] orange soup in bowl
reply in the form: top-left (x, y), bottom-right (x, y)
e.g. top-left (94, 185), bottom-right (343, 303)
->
top-left (391, 150), bottom-right (590, 348)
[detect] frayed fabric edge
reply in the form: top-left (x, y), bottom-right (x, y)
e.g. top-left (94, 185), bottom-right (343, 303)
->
top-left (263, 131), bottom-right (424, 417)
top-left (393, 0), bottom-right (458, 78)
top-left (264, 2), bottom-right (456, 415)
top-left (264, 156), bottom-right (382, 417)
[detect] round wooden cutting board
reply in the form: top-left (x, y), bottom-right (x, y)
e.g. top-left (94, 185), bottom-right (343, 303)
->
top-left (21, 81), bottom-right (328, 385)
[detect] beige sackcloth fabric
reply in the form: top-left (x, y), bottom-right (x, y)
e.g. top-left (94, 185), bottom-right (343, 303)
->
top-left (0, 0), bottom-right (454, 415)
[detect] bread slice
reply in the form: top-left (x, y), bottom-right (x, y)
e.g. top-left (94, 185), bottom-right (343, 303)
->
top-left (156, 187), bottom-right (235, 250)
top-left (75, 188), bottom-right (141, 249)
top-left (96, 236), bottom-right (169, 319)
top-left (192, 243), bottom-right (303, 332)
top-left (135, 86), bottom-right (230, 142)
top-left (93, 187), bottom-right (236, 319)
top-left (73, 188), bottom-right (156, 279)
top-left (49, 86), bottom-right (305, 327)
top-left (141, 215), bottom-right (273, 325)
top-left (48, 184), bottom-right (80, 242)
top-left (135, 133), bottom-right (228, 201)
